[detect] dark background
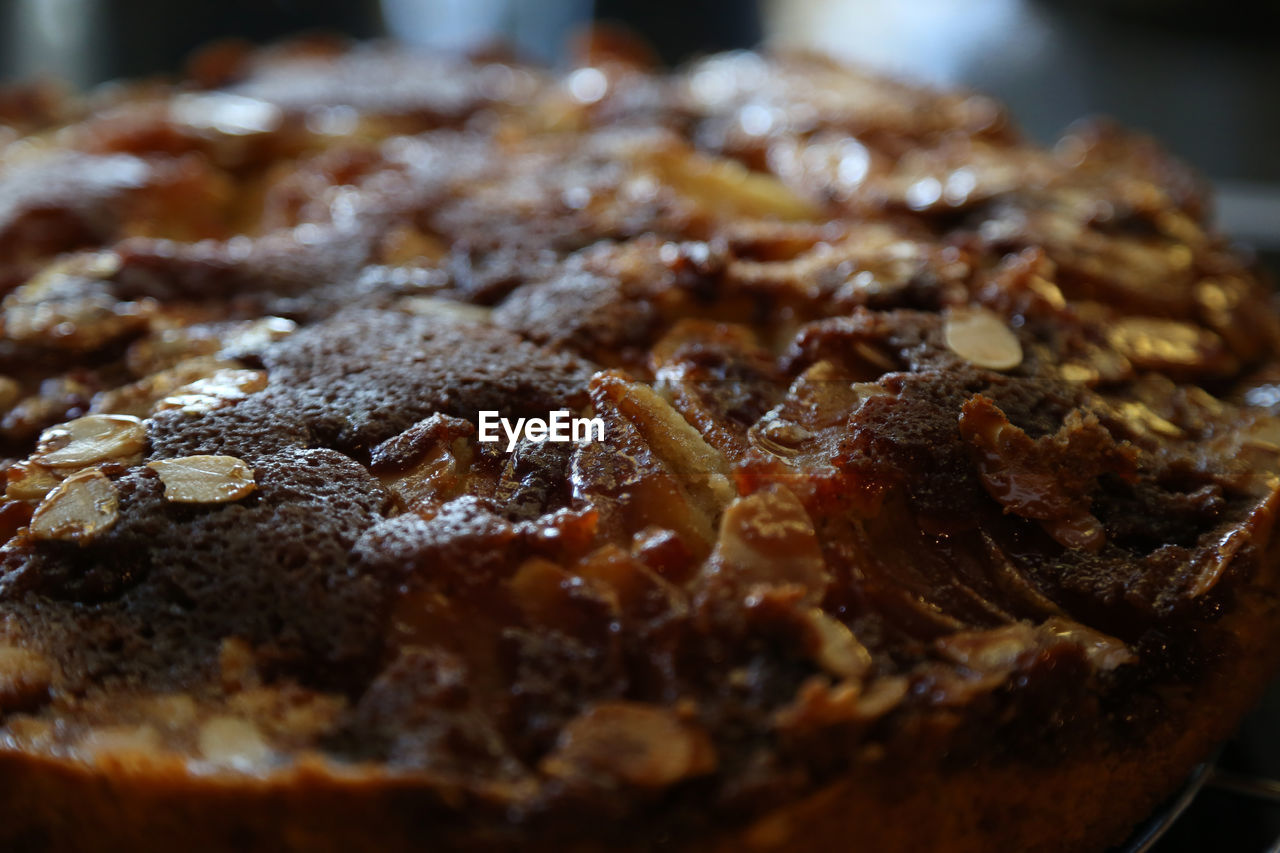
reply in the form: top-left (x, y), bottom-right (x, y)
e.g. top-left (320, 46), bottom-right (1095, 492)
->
top-left (1, 0), bottom-right (1278, 848)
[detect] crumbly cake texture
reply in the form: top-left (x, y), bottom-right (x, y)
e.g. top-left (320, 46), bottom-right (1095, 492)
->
top-left (0, 38), bottom-right (1278, 852)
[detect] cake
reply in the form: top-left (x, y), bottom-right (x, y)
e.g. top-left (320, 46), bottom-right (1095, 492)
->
top-left (0, 36), bottom-right (1277, 852)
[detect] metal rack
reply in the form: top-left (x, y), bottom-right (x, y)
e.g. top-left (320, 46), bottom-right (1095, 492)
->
top-left (1111, 662), bottom-right (1280, 852)
top-left (1123, 762), bottom-right (1214, 852)
top-left (1202, 770), bottom-right (1280, 853)
top-left (1121, 763), bottom-right (1280, 850)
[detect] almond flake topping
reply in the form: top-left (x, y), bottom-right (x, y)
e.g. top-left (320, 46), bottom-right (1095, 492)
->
top-left (30, 468), bottom-right (119, 542)
top-left (155, 368), bottom-right (269, 415)
top-left (147, 455), bottom-right (257, 504)
top-left (943, 307), bottom-right (1023, 371)
top-left (31, 415), bottom-right (146, 469)
top-left (196, 716), bottom-right (271, 770)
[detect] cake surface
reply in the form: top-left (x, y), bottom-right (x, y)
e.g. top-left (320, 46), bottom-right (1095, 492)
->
top-left (0, 37), bottom-right (1278, 852)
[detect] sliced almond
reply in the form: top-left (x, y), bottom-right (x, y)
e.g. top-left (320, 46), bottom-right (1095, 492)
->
top-left (1041, 618), bottom-right (1136, 671)
top-left (639, 145), bottom-right (821, 222)
top-left (196, 716), bottom-right (270, 770)
top-left (80, 725), bottom-right (163, 759)
top-left (147, 455), bottom-right (256, 504)
top-left (1106, 316), bottom-right (1230, 374)
top-left (542, 702), bottom-right (716, 788)
top-left (804, 608), bottom-right (872, 680)
top-left (3, 254), bottom-right (145, 352)
top-left (749, 413), bottom-right (814, 458)
top-left (1059, 363), bottom-right (1094, 383)
top-left (154, 368), bottom-right (268, 415)
top-left (0, 376), bottom-right (21, 412)
top-left (0, 645), bottom-right (53, 711)
top-left (1107, 317), bottom-right (1198, 364)
top-left (935, 623), bottom-right (1038, 672)
top-left (712, 486), bottom-right (829, 600)
top-left (30, 468), bottom-right (119, 542)
top-left (5, 460), bottom-right (64, 503)
top-left (221, 316), bottom-right (297, 352)
top-left (91, 356), bottom-right (241, 417)
top-left (31, 415), bottom-right (146, 469)
top-left (580, 372), bottom-right (734, 552)
top-left (144, 694), bottom-right (198, 728)
top-left (396, 296), bottom-right (493, 324)
top-left (943, 307), bottom-right (1023, 371)
top-left (1112, 400), bottom-right (1183, 438)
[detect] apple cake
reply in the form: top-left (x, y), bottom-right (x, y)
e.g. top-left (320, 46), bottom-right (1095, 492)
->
top-left (0, 37), bottom-right (1277, 853)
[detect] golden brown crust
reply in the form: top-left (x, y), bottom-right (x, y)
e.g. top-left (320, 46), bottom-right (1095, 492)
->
top-left (2, 585), bottom-right (1277, 853)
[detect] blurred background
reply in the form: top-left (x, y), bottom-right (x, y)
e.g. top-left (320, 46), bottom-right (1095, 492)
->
top-left (1, 0), bottom-right (1278, 848)
top-left (0, 0), bottom-right (1276, 261)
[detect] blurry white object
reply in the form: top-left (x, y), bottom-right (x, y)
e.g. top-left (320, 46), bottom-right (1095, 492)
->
top-left (764, 0), bottom-right (1052, 85)
top-left (5, 0), bottom-right (102, 87)
top-left (381, 0), bottom-right (591, 62)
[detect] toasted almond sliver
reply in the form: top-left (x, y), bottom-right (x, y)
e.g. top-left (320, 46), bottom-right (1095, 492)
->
top-left (154, 368), bottom-right (268, 415)
top-left (80, 724), bottom-right (163, 758)
top-left (943, 307), bottom-right (1023, 371)
top-left (0, 645), bottom-right (53, 711)
top-left (30, 468), bottom-right (119, 542)
top-left (0, 376), bottom-right (21, 412)
top-left (32, 415), bottom-right (146, 469)
top-left (5, 460), bottom-right (64, 503)
top-left (805, 608), bottom-right (873, 680)
top-left (1059, 363), bottom-right (1096, 383)
top-left (542, 702), bottom-right (716, 788)
top-left (220, 316), bottom-right (297, 352)
top-left (197, 716), bottom-right (271, 769)
top-left (1106, 316), bottom-right (1212, 367)
top-left (147, 455), bottom-right (256, 504)
top-left (397, 296), bottom-right (493, 324)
